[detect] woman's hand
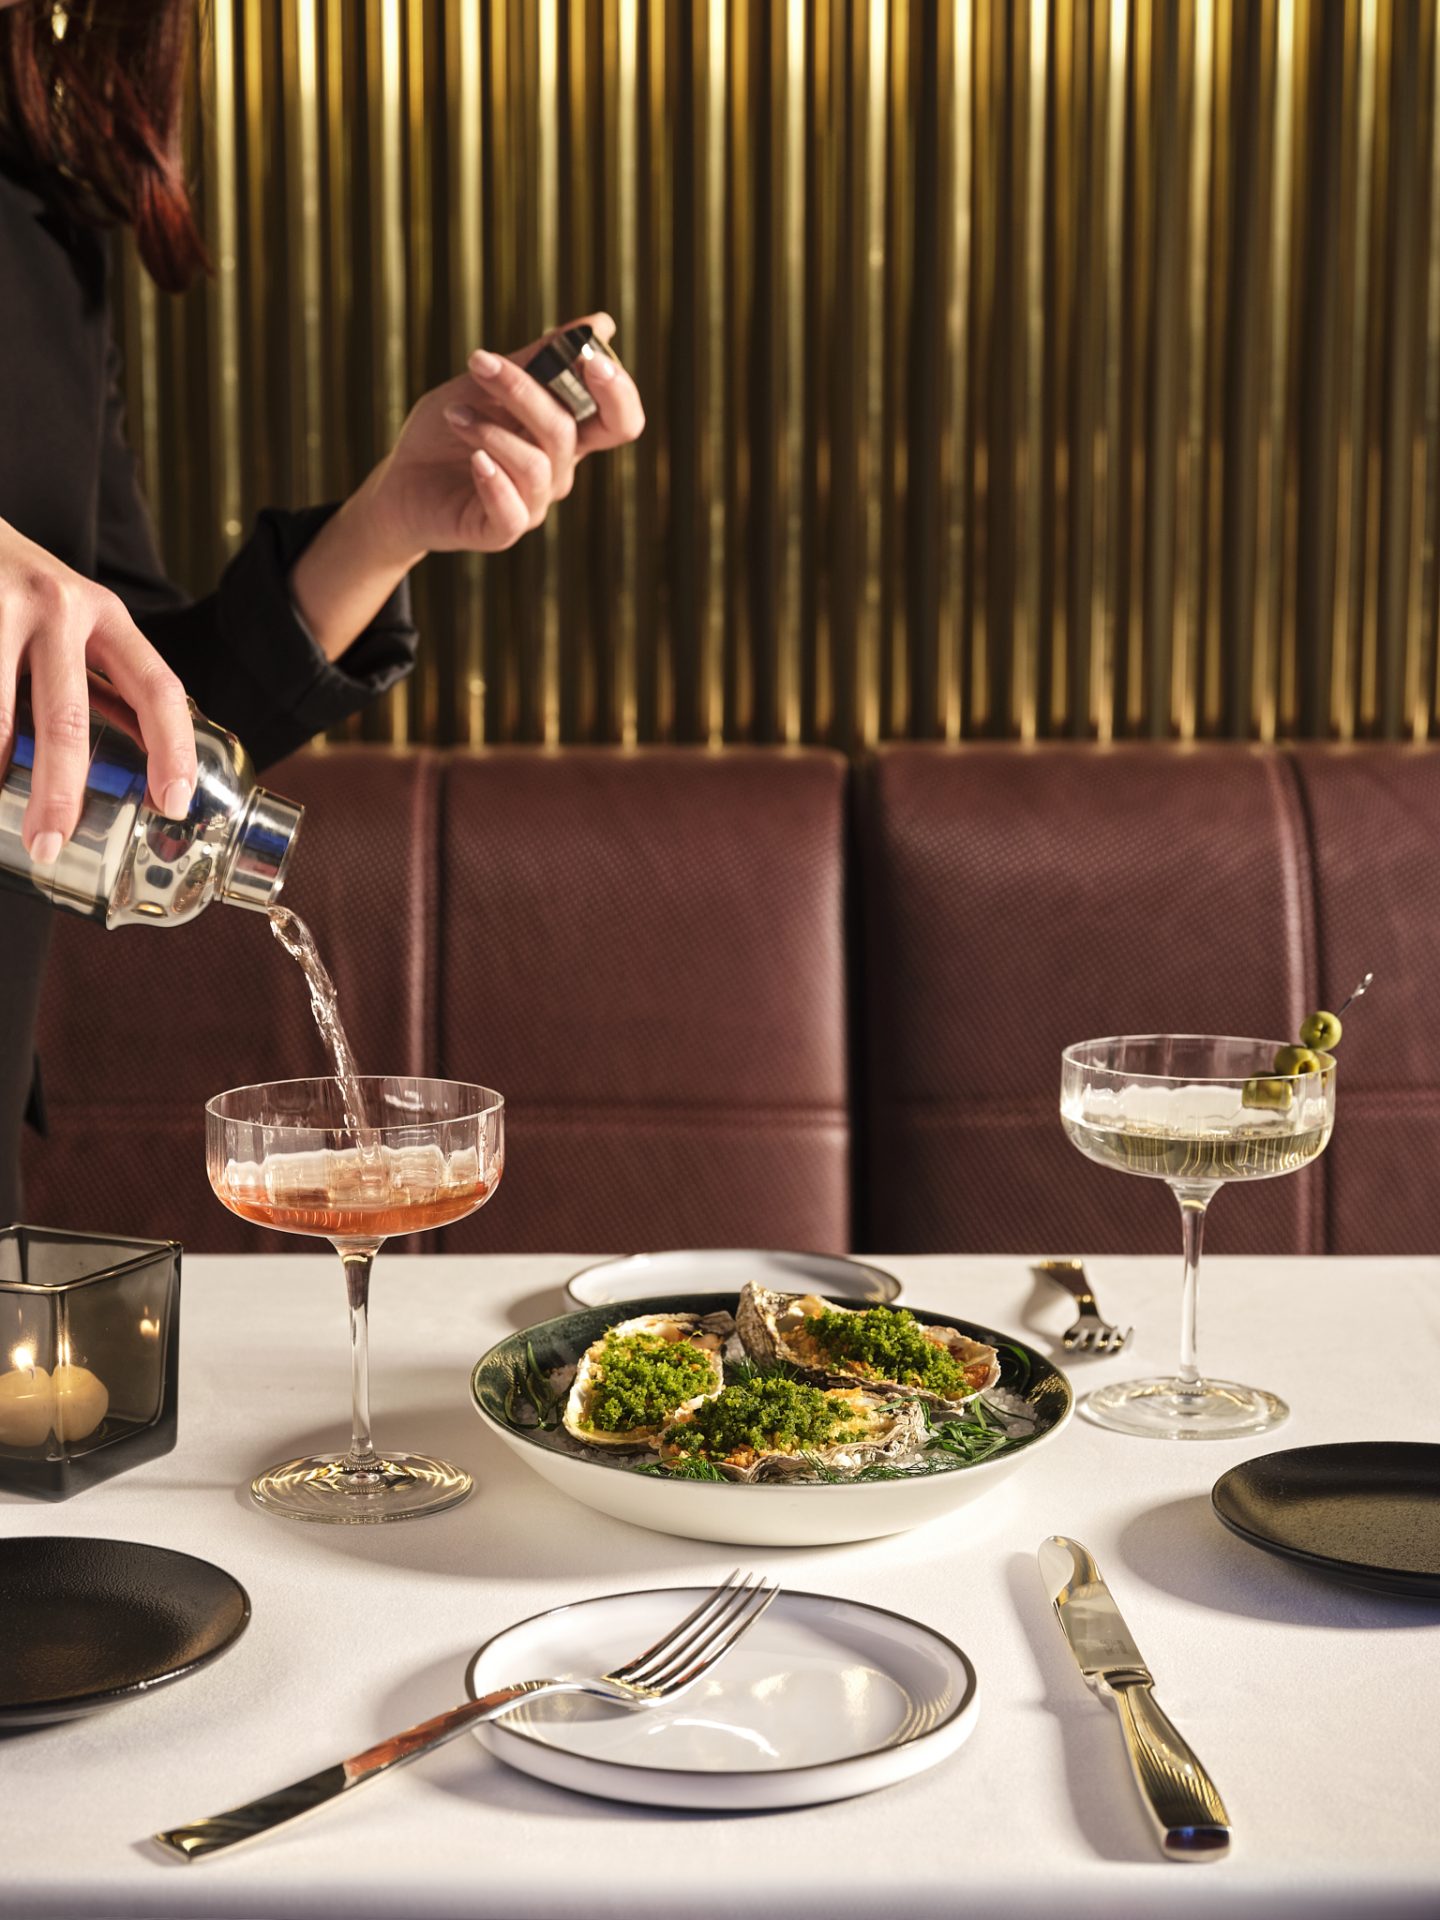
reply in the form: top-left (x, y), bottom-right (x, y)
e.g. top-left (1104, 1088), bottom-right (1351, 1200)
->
top-left (371, 310), bottom-right (645, 558)
top-left (288, 313), bottom-right (645, 659)
top-left (0, 518), bottom-right (196, 862)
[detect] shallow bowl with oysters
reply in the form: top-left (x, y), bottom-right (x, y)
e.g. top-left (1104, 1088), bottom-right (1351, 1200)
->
top-left (471, 1283), bottom-right (1072, 1546)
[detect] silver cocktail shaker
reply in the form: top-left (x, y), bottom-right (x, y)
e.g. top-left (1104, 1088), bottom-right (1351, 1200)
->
top-left (0, 681), bottom-right (302, 929)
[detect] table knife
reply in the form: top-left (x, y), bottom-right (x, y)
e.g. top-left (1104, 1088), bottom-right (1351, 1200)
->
top-left (1037, 1535), bottom-right (1231, 1861)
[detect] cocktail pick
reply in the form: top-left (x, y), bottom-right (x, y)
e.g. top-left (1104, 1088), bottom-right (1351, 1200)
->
top-left (1335, 972), bottom-right (1373, 1018)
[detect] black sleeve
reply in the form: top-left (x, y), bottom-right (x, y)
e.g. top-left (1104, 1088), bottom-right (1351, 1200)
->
top-left (93, 345), bottom-right (418, 772)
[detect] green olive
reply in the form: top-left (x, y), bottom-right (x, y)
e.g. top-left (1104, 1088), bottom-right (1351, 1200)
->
top-left (1299, 1010), bottom-right (1342, 1050)
top-left (1273, 1044), bottom-right (1324, 1076)
top-left (1243, 1077), bottom-right (1294, 1111)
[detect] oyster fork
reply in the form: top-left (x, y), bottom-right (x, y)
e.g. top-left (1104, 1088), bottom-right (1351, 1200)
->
top-left (1033, 1259), bottom-right (1132, 1354)
top-left (153, 1569), bottom-right (778, 1863)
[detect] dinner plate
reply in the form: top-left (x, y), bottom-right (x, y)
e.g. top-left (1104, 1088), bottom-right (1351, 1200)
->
top-left (1211, 1442), bottom-right (1440, 1598)
top-left (564, 1249), bottom-right (903, 1309)
top-left (0, 1537), bottom-right (251, 1725)
top-left (464, 1585), bottom-right (978, 1809)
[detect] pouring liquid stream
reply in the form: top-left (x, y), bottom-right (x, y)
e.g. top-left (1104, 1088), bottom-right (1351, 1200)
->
top-left (233, 908), bottom-right (493, 1236)
top-left (266, 907), bottom-right (371, 1138)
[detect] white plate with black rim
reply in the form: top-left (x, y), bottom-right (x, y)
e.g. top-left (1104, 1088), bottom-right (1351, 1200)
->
top-left (563, 1249), bottom-right (903, 1309)
top-left (464, 1584), bottom-right (979, 1810)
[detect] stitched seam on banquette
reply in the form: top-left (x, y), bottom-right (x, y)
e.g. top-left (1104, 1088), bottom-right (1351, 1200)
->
top-left (1268, 748), bottom-right (1324, 1253)
top-left (1276, 748), bottom-right (1328, 1253)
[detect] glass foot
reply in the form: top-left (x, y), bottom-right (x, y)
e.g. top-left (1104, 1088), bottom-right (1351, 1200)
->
top-left (250, 1451), bottom-right (472, 1523)
top-left (1080, 1376), bottom-right (1289, 1441)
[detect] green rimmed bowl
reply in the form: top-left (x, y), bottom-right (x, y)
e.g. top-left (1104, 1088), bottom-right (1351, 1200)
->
top-left (471, 1293), bottom-right (1073, 1546)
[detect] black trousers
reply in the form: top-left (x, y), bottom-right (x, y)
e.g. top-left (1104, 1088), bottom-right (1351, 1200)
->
top-left (0, 894), bottom-right (52, 1224)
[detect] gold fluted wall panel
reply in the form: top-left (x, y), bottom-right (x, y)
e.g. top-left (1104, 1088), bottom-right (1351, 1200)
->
top-left (117, 0), bottom-right (1440, 747)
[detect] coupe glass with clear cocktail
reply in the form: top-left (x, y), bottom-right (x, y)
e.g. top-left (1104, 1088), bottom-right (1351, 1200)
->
top-left (207, 1076), bottom-right (503, 1521)
top-left (1060, 1036), bottom-right (1335, 1440)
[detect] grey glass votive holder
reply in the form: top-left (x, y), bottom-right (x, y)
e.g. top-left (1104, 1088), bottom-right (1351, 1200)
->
top-left (0, 1226), bottom-right (180, 1501)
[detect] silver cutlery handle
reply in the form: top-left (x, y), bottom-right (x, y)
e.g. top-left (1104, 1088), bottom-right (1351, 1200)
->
top-left (1032, 1259), bottom-right (1096, 1307)
top-left (151, 1679), bottom-right (557, 1863)
top-left (1109, 1679), bottom-right (1231, 1860)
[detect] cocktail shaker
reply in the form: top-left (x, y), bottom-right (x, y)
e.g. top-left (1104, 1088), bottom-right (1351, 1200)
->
top-left (0, 680), bottom-right (302, 929)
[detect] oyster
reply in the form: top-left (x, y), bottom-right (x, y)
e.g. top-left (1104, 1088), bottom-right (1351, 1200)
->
top-left (735, 1284), bottom-right (1000, 1411)
top-left (562, 1311), bottom-right (731, 1449)
top-left (658, 1379), bottom-right (927, 1483)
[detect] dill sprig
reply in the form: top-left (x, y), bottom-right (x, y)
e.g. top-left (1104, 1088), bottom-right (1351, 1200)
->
top-left (503, 1341), bottom-right (565, 1431)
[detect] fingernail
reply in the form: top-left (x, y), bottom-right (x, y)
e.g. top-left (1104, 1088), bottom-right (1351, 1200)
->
top-left (445, 403), bottom-right (479, 430)
top-left (473, 449), bottom-right (497, 479)
top-left (586, 352), bottom-right (616, 382)
top-left (161, 779), bottom-right (194, 820)
top-left (29, 831), bottom-right (62, 866)
top-left (469, 349), bottom-right (503, 379)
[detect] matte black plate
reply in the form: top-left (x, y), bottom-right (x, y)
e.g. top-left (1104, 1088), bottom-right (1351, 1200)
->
top-left (0, 1537), bottom-right (251, 1725)
top-left (1212, 1443), bottom-right (1440, 1598)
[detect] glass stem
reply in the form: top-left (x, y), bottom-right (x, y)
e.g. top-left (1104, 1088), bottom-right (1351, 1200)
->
top-left (339, 1244), bottom-right (382, 1472)
top-left (1174, 1187), bottom-right (1216, 1391)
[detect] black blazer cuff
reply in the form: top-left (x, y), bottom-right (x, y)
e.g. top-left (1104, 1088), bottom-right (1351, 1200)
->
top-left (217, 504), bottom-right (418, 767)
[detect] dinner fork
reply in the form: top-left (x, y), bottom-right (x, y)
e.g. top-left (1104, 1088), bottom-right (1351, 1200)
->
top-left (152, 1569), bottom-right (778, 1863)
top-left (1032, 1259), bottom-right (1132, 1354)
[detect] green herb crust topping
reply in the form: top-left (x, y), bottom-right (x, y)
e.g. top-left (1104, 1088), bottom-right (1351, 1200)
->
top-left (802, 1304), bottom-right (972, 1396)
top-left (584, 1331), bottom-right (718, 1433)
top-left (664, 1376), bottom-right (870, 1463)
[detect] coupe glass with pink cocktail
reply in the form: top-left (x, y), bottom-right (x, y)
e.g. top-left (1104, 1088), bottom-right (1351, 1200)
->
top-left (207, 1075), bottom-right (503, 1522)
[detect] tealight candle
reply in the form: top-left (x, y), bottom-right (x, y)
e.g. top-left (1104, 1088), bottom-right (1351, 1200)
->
top-left (52, 1362), bottom-right (109, 1443)
top-left (0, 1347), bottom-right (54, 1449)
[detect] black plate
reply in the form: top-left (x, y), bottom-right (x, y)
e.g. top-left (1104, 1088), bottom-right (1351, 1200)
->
top-left (0, 1537), bottom-right (251, 1726)
top-left (1212, 1443), bottom-right (1440, 1598)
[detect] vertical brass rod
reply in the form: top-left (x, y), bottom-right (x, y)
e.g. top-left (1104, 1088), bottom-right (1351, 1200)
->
top-left (1333, 0), bottom-right (1378, 740)
top-left (859, 0), bottom-right (888, 746)
top-left (1254, 0), bottom-right (1297, 742)
top-left (1014, 0), bottom-right (1046, 744)
top-left (969, 0), bottom-right (996, 735)
top-left (208, 0), bottom-right (243, 564)
top-left (1202, 0), bottom-right (1233, 736)
top-left (293, 1), bottom-right (324, 505)
top-left (781, 0), bottom-right (806, 744)
top-left (1176, 0), bottom-right (1215, 742)
top-left (1127, 0), bottom-right (1154, 736)
top-left (372, 0), bottom-right (409, 744)
top-left (704, 0), bottom-right (727, 745)
top-left (726, 0), bottom-right (753, 740)
top-left (1419, 0), bottom-right (1440, 739)
top-left (812, 0), bottom-right (836, 742)
top-left (941, 0), bottom-right (974, 742)
top-left (240, 0), bottom-right (269, 514)
top-left (132, 262), bottom-right (162, 512)
top-left (448, 0), bottom-right (484, 748)
top-left (1095, 0), bottom-right (1129, 743)
top-left (323, 0), bottom-right (354, 504)
top-left (614, 0), bottom-right (640, 746)
top-left (886, 0), bottom-right (912, 740)
top-left (1050, 0), bottom-right (1074, 738)
top-left (648, 0), bottom-right (675, 741)
top-left (537, 0), bottom-right (561, 746)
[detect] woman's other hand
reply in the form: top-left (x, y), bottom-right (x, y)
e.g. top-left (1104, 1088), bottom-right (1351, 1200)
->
top-left (369, 311), bottom-right (646, 559)
top-left (0, 518), bottom-right (196, 861)
top-left (287, 314), bottom-right (645, 659)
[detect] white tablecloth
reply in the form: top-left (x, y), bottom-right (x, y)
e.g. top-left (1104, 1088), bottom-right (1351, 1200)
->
top-left (2, 1252), bottom-right (1437, 1920)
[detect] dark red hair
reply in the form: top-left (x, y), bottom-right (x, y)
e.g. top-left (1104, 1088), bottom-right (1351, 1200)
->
top-left (0, 0), bottom-right (206, 291)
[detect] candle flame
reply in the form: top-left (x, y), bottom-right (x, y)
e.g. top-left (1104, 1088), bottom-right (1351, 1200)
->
top-left (10, 1343), bottom-right (35, 1373)
top-left (139, 1310), bottom-right (161, 1339)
